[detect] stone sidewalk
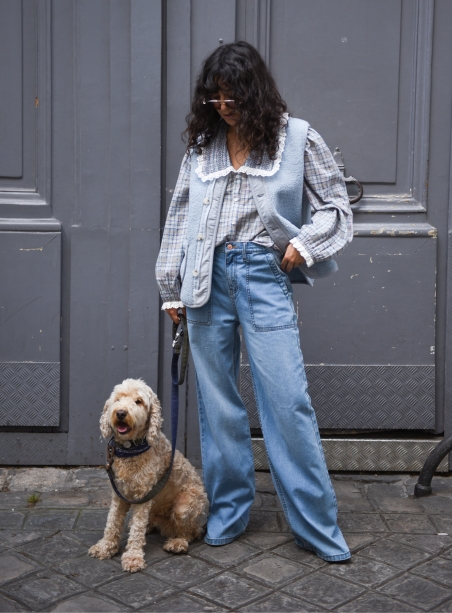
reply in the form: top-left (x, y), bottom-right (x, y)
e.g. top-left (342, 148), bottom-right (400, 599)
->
top-left (0, 468), bottom-right (452, 611)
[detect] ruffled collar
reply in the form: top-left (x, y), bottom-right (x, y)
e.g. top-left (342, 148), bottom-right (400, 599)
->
top-left (195, 113), bottom-right (289, 182)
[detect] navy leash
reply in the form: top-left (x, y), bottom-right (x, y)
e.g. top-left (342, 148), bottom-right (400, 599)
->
top-left (105, 313), bottom-right (189, 504)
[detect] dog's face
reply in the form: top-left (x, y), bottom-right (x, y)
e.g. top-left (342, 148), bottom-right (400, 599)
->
top-left (100, 379), bottom-right (162, 444)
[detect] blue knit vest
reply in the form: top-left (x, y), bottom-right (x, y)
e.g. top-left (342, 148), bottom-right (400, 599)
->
top-left (180, 117), bottom-right (337, 308)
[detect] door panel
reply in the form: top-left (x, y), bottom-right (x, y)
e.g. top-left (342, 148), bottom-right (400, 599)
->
top-left (297, 233), bottom-right (436, 366)
top-left (0, 0), bottom-right (51, 212)
top-left (0, 230), bottom-right (61, 426)
top-left (270, 0), bottom-right (431, 208)
top-left (271, 0), bottom-right (402, 184)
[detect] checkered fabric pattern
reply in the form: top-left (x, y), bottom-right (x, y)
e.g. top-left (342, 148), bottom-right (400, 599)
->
top-left (156, 126), bottom-right (353, 306)
top-left (216, 172), bottom-right (274, 248)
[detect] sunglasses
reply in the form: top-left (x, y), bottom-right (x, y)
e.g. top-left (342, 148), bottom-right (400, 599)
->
top-left (203, 99), bottom-right (237, 110)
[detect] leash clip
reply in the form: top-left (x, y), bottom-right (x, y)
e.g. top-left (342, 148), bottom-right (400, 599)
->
top-left (106, 441), bottom-right (115, 471)
top-left (172, 329), bottom-right (184, 353)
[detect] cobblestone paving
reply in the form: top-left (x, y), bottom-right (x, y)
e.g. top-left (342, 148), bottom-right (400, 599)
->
top-left (0, 468), bottom-right (451, 611)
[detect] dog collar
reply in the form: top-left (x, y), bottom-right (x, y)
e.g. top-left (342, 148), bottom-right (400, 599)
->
top-left (108, 436), bottom-right (150, 458)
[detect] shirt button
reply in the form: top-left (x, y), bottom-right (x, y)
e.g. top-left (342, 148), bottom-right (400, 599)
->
top-left (227, 244), bottom-right (233, 250)
top-left (193, 270), bottom-right (199, 277)
top-left (203, 197), bottom-right (209, 205)
top-left (197, 234), bottom-right (204, 241)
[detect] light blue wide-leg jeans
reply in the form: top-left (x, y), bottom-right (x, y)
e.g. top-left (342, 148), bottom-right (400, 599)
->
top-left (186, 242), bottom-right (350, 562)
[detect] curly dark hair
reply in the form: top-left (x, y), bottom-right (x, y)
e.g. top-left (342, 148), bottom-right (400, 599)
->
top-left (183, 41), bottom-right (287, 164)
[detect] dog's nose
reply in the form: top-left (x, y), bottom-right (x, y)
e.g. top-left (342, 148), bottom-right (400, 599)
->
top-left (116, 410), bottom-right (127, 421)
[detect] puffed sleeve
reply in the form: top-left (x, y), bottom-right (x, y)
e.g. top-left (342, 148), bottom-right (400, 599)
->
top-left (155, 151), bottom-right (191, 308)
top-left (290, 127), bottom-right (353, 266)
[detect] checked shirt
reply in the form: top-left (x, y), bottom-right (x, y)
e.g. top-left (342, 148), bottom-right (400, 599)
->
top-left (156, 122), bottom-right (353, 308)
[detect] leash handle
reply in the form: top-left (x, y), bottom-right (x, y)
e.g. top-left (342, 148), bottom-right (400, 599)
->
top-left (172, 313), bottom-right (189, 385)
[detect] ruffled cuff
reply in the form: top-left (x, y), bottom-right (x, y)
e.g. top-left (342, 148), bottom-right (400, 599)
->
top-left (290, 237), bottom-right (315, 268)
top-left (161, 300), bottom-right (185, 311)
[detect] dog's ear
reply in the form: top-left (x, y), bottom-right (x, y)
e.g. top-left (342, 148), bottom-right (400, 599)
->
top-left (99, 392), bottom-right (114, 438)
top-left (145, 386), bottom-right (163, 444)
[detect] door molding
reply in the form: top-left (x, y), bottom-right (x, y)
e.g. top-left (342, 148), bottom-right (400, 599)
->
top-left (0, 0), bottom-right (51, 217)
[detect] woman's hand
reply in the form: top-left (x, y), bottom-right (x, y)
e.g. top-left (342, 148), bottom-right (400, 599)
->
top-left (280, 244), bottom-right (305, 273)
top-left (165, 307), bottom-right (187, 325)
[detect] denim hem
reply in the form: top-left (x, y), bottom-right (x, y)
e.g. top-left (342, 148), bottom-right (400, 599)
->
top-left (294, 538), bottom-right (351, 562)
top-left (317, 551), bottom-right (351, 562)
top-left (204, 528), bottom-right (246, 546)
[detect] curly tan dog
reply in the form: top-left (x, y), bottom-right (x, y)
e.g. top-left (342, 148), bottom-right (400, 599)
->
top-left (89, 378), bottom-right (209, 573)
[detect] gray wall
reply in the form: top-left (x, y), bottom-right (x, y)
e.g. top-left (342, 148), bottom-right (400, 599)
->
top-left (0, 0), bottom-right (451, 466)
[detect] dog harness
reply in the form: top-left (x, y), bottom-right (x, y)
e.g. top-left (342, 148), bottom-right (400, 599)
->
top-left (108, 437), bottom-right (150, 457)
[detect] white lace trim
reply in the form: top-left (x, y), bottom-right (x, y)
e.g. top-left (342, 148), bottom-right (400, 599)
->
top-left (161, 300), bottom-right (185, 310)
top-left (290, 236), bottom-right (314, 268)
top-left (195, 113), bottom-right (289, 182)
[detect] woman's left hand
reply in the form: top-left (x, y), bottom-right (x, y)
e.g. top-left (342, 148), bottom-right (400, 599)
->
top-left (280, 244), bottom-right (305, 273)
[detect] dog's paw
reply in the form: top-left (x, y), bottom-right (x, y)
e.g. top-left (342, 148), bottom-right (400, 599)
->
top-left (121, 550), bottom-right (146, 572)
top-left (88, 539), bottom-right (119, 559)
top-left (163, 537), bottom-right (189, 553)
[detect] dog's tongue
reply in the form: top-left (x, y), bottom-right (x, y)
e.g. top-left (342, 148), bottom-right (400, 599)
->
top-left (117, 424), bottom-right (129, 434)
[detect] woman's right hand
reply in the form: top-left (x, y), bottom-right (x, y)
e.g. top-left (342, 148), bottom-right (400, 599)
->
top-left (165, 307), bottom-right (187, 325)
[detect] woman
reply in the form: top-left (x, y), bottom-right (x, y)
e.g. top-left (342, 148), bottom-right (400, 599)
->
top-left (156, 41), bottom-right (352, 562)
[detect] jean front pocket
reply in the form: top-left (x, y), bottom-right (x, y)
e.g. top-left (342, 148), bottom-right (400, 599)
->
top-left (186, 296), bottom-right (212, 326)
top-left (246, 252), bottom-right (297, 332)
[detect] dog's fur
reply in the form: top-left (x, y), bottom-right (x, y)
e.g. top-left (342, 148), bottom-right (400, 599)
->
top-left (89, 378), bottom-right (209, 572)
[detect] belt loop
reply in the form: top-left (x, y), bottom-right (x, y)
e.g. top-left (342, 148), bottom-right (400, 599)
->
top-left (242, 242), bottom-right (246, 260)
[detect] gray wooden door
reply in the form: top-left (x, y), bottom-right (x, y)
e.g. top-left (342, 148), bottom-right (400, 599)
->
top-left (0, 0), bottom-right (163, 464)
top-left (250, 0), bottom-right (438, 433)
top-left (1, 0), bottom-right (451, 467)
top-left (165, 0), bottom-right (452, 470)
